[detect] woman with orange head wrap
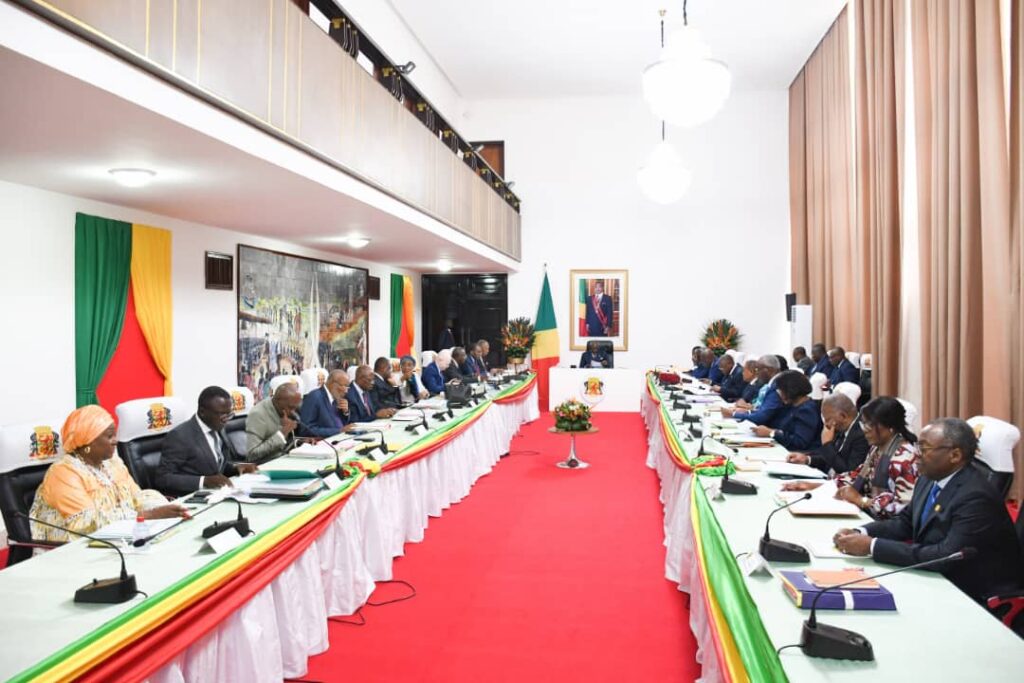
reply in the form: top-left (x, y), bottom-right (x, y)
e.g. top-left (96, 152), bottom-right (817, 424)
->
top-left (30, 405), bottom-right (187, 543)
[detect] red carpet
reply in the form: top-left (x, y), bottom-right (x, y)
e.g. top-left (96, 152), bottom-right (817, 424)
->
top-left (305, 412), bottom-right (699, 682)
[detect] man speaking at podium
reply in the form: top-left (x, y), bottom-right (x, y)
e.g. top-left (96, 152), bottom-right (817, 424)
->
top-left (585, 281), bottom-right (613, 336)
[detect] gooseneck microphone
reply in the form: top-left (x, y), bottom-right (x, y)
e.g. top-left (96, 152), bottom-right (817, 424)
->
top-left (758, 493), bottom-right (813, 562)
top-left (405, 408), bottom-right (430, 433)
top-left (201, 497), bottom-right (252, 539)
top-left (17, 512), bottom-right (139, 604)
top-left (799, 548), bottom-right (976, 660)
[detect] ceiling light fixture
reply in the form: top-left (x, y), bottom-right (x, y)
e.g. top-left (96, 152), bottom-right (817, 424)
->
top-left (642, 3), bottom-right (731, 127)
top-left (436, 259), bottom-right (453, 273)
top-left (347, 236), bottom-right (371, 249)
top-left (637, 122), bottom-right (692, 205)
top-left (108, 168), bottom-right (156, 188)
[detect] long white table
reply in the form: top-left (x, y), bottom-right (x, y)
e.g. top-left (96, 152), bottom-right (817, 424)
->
top-left (642, 380), bottom-right (1024, 682)
top-left (0, 378), bottom-right (539, 682)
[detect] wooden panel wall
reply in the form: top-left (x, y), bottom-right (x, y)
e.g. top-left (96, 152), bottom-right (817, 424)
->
top-left (36, 0), bottom-right (521, 260)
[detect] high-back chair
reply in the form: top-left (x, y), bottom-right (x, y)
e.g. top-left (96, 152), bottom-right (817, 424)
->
top-left (967, 416), bottom-right (1020, 499)
top-left (809, 372), bottom-right (829, 401)
top-left (833, 381), bottom-right (862, 405)
top-left (224, 386), bottom-right (255, 457)
top-left (897, 398), bottom-right (919, 433)
top-left (847, 352), bottom-right (862, 369)
top-left (269, 374), bottom-right (301, 396)
top-left (0, 418), bottom-right (66, 565)
top-left (115, 397), bottom-right (191, 490)
top-left (300, 368), bottom-right (328, 396)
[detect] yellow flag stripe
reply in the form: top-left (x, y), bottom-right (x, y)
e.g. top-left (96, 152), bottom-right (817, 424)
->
top-left (533, 328), bottom-right (559, 360)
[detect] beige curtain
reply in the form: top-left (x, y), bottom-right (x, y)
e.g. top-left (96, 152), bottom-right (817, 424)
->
top-left (1011, 0), bottom-right (1024, 501)
top-left (911, 0), bottom-right (1012, 423)
top-left (854, 0), bottom-right (905, 398)
top-left (789, 9), bottom-right (860, 348)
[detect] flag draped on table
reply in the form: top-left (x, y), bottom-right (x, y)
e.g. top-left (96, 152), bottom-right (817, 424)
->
top-left (389, 273), bottom-right (415, 357)
top-left (75, 213), bottom-right (172, 412)
top-left (531, 272), bottom-right (559, 411)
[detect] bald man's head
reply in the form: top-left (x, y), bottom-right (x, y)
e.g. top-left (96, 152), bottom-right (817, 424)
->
top-left (326, 369), bottom-right (350, 401)
top-left (272, 381), bottom-right (302, 415)
top-left (355, 364), bottom-right (375, 391)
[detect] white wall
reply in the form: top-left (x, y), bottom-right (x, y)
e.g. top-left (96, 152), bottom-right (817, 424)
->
top-left (463, 91), bottom-right (792, 370)
top-left (0, 180), bottom-right (420, 425)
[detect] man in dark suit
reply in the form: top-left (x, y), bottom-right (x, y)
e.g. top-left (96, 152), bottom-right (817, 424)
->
top-left (786, 393), bottom-right (868, 474)
top-left (445, 347), bottom-right (468, 383)
top-left (827, 346), bottom-right (860, 386)
top-left (299, 369), bottom-right (356, 437)
top-left (437, 319), bottom-right (455, 351)
top-left (347, 365), bottom-right (397, 422)
top-left (793, 346), bottom-right (814, 374)
top-left (580, 340), bottom-right (611, 368)
top-left (808, 342), bottom-right (831, 377)
top-left (722, 355), bottom-right (788, 427)
top-left (475, 340), bottom-right (492, 375)
top-left (463, 343), bottom-right (484, 381)
top-left (834, 418), bottom-right (1024, 606)
top-left (155, 386), bottom-right (257, 496)
top-left (713, 354), bottom-right (746, 402)
top-left (585, 281), bottom-right (613, 336)
top-left (371, 357), bottom-right (402, 408)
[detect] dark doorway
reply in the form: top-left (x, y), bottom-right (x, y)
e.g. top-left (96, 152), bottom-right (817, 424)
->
top-left (422, 274), bottom-right (508, 367)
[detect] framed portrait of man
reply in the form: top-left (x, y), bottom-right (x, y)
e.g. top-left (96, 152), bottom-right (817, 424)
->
top-left (569, 269), bottom-right (629, 351)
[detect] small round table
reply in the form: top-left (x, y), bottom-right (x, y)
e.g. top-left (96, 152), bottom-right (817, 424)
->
top-left (548, 426), bottom-right (599, 469)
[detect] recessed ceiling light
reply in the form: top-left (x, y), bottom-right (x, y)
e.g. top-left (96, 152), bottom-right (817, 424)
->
top-left (437, 259), bottom-right (453, 273)
top-left (347, 237), bottom-right (371, 249)
top-left (108, 168), bottom-right (156, 188)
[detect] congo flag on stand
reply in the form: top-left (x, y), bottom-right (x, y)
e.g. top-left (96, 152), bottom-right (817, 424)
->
top-left (532, 272), bottom-right (559, 411)
top-left (389, 274), bottom-right (415, 357)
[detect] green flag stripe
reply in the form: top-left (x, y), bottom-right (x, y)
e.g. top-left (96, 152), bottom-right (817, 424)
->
top-left (535, 273), bottom-right (557, 331)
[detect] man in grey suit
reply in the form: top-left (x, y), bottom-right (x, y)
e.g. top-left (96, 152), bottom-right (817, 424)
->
top-left (155, 386), bottom-right (257, 497)
top-left (245, 382), bottom-right (304, 463)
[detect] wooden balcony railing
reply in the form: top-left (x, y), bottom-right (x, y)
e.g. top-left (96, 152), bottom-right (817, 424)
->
top-left (16, 0), bottom-right (522, 260)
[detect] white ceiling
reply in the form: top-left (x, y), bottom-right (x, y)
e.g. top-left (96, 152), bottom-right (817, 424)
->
top-left (0, 45), bottom-right (511, 273)
top-left (389, 0), bottom-right (847, 99)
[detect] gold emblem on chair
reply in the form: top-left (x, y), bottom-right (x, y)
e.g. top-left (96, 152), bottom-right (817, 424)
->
top-left (230, 391), bottom-right (246, 413)
top-left (147, 403), bottom-right (172, 430)
top-left (29, 426), bottom-right (59, 459)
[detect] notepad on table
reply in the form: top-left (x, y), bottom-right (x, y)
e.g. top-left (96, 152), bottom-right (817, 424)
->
top-left (92, 518), bottom-right (180, 542)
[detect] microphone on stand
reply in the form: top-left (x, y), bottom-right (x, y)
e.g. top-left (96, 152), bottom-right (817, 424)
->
top-left (405, 407), bottom-right (431, 433)
top-left (17, 512), bottom-right (139, 604)
top-left (799, 548), bottom-right (977, 660)
top-left (758, 493), bottom-right (813, 562)
top-left (721, 449), bottom-right (757, 495)
top-left (201, 497), bottom-right (252, 539)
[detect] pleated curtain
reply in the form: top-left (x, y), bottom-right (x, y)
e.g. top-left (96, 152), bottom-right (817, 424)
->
top-left (130, 225), bottom-right (174, 394)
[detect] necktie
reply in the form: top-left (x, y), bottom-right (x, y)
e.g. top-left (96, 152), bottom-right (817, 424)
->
top-left (361, 389), bottom-right (371, 415)
top-left (919, 483), bottom-right (941, 528)
top-left (332, 399), bottom-right (343, 428)
top-left (210, 430), bottom-right (223, 468)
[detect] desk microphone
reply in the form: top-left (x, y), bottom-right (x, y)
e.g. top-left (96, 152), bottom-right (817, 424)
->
top-left (758, 493), bottom-right (813, 562)
top-left (799, 548), bottom-right (976, 660)
top-left (720, 447), bottom-right (758, 495)
top-left (17, 512), bottom-right (139, 604)
top-left (201, 497), bottom-right (252, 539)
top-left (314, 435), bottom-right (345, 478)
top-left (405, 408), bottom-right (431, 433)
top-left (356, 428), bottom-right (389, 458)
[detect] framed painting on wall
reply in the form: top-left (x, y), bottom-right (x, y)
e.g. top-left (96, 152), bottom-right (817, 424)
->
top-left (569, 269), bottom-right (629, 351)
top-left (237, 244), bottom-right (369, 401)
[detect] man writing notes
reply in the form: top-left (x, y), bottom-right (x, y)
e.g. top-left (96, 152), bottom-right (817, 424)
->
top-left (155, 387), bottom-right (258, 496)
top-left (348, 365), bottom-right (398, 422)
top-left (245, 382), bottom-right (304, 463)
top-left (580, 340), bottom-right (611, 368)
top-left (299, 369), bottom-right (357, 437)
top-left (786, 393), bottom-right (869, 475)
top-left (585, 281), bottom-right (613, 336)
top-left (833, 418), bottom-right (1023, 608)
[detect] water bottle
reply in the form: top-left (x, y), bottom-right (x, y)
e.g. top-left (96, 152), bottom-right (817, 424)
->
top-left (132, 515), bottom-right (150, 545)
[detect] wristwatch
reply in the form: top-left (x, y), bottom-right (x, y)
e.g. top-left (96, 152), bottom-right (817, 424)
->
top-left (861, 496), bottom-right (871, 509)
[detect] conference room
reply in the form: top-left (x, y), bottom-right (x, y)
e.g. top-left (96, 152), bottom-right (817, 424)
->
top-left (1, 0), bottom-right (1023, 681)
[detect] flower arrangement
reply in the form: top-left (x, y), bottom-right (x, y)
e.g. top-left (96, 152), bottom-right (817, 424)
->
top-left (553, 398), bottom-right (592, 431)
top-left (501, 316), bottom-right (536, 360)
top-left (701, 319), bottom-right (742, 356)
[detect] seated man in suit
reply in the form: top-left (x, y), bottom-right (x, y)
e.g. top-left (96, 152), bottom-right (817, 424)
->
top-left (475, 340), bottom-right (493, 376)
top-left (786, 393), bottom-right (869, 475)
top-left (371, 357), bottom-right (402, 409)
top-left (827, 346), bottom-right (860, 387)
top-left (738, 359), bottom-right (763, 405)
top-left (245, 382), bottom-right (305, 463)
top-left (690, 346), bottom-right (712, 379)
top-left (445, 347), bottom-right (469, 383)
top-left (463, 343), bottom-right (484, 381)
top-left (704, 349), bottom-right (725, 384)
top-left (422, 349), bottom-right (450, 395)
top-left (807, 342), bottom-right (831, 377)
top-left (580, 340), bottom-right (611, 368)
top-left (721, 355), bottom-right (787, 427)
top-left (712, 353), bottom-right (746, 402)
top-left (397, 355), bottom-right (430, 403)
top-left (793, 346), bottom-right (814, 374)
top-left (348, 365), bottom-right (398, 422)
top-left (300, 369), bottom-right (357, 437)
top-left (833, 418), bottom-right (1024, 606)
top-left (155, 386), bottom-right (258, 496)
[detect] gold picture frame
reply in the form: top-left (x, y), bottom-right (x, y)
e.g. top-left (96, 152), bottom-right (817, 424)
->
top-left (569, 269), bottom-right (629, 351)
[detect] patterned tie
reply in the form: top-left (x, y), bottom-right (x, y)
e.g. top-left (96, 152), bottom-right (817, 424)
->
top-left (361, 389), bottom-right (372, 415)
top-left (332, 399), bottom-right (343, 428)
top-left (919, 483), bottom-right (941, 528)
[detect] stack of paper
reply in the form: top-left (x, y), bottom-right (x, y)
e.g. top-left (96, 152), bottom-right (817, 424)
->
top-left (764, 462), bottom-right (829, 480)
top-left (247, 477), bottom-right (324, 499)
top-left (92, 518), bottom-right (180, 542)
top-left (289, 439), bottom-right (355, 458)
top-left (392, 408), bottom-right (425, 422)
top-left (780, 480), bottom-right (862, 516)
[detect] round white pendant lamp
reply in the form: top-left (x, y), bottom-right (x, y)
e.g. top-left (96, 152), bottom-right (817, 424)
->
top-left (637, 132), bottom-right (691, 205)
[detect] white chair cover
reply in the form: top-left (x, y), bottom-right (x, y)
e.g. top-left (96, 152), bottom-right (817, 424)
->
top-left (847, 352), bottom-right (862, 369)
top-left (861, 353), bottom-right (873, 370)
top-left (0, 419), bottom-right (65, 474)
top-left (420, 351), bottom-right (436, 368)
top-left (897, 398), bottom-right (918, 432)
top-left (300, 368), bottom-right (328, 396)
top-left (967, 416), bottom-right (1020, 473)
top-left (227, 386), bottom-right (255, 417)
top-left (115, 397), bottom-right (192, 443)
top-left (346, 366), bottom-right (359, 382)
top-left (809, 372), bottom-right (828, 401)
top-left (269, 375), bottom-right (301, 396)
top-left (833, 382), bottom-right (862, 405)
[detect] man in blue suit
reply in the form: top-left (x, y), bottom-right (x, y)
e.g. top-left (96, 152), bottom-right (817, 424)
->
top-left (463, 343), bottom-right (484, 381)
top-left (585, 281), bottom-right (614, 336)
top-left (690, 347), bottom-right (711, 379)
top-left (422, 349), bottom-right (450, 396)
top-left (807, 343), bottom-right (831, 377)
top-left (721, 355), bottom-right (789, 427)
top-left (705, 349), bottom-right (724, 384)
top-left (347, 365), bottom-right (397, 422)
top-left (713, 354), bottom-right (746, 402)
top-left (827, 346), bottom-right (860, 387)
top-left (299, 369), bottom-right (356, 437)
